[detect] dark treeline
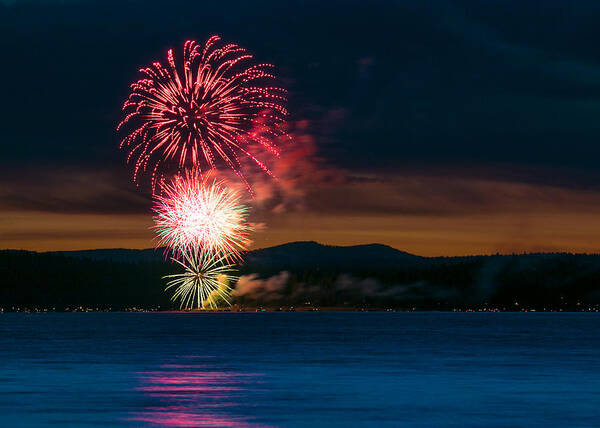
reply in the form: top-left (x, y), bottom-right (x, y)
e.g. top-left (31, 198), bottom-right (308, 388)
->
top-left (0, 251), bottom-right (171, 310)
top-left (2, 243), bottom-right (600, 311)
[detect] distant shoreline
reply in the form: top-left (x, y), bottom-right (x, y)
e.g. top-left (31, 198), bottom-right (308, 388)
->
top-left (4, 244), bottom-right (600, 312)
top-left (3, 306), bottom-right (599, 313)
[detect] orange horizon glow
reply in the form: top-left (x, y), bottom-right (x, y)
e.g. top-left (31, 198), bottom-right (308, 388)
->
top-left (3, 209), bottom-right (600, 257)
top-left (4, 170), bottom-right (600, 257)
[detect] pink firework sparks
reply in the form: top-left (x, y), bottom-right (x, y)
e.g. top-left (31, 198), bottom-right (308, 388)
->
top-left (118, 35), bottom-right (288, 192)
top-left (152, 172), bottom-right (252, 261)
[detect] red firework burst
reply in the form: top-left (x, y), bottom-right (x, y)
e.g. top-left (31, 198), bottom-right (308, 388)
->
top-left (118, 35), bottom-right (288, 192)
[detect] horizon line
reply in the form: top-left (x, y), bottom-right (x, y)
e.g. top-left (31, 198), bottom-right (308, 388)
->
top-left (2, 240), bottom-right (600, 259)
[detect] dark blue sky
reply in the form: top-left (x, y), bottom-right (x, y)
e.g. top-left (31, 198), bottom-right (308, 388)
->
top-left (3, 0), bottom-right (600, 170)
top-left (2, 0), bottom-right (600, 254)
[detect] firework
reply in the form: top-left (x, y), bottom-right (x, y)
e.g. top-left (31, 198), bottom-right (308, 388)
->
top-left (152, 172), bottom-right (252, 260)
top-left (164, 248), bottom-right (236, 310)
top-left (118, 35), bottom-right (288, 191)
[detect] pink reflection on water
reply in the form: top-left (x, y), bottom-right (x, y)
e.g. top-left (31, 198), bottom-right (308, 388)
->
top-left (139, 372), bottom-right (243, 394)
top-left (127, 361), bottom-right (267, 427)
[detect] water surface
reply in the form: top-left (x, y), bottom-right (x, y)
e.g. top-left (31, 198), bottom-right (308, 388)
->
top-left (1, 312), bottom-right (599, 426)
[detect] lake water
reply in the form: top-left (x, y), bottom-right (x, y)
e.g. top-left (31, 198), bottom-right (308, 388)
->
top-left (0, 312), bottom-right (599, 427)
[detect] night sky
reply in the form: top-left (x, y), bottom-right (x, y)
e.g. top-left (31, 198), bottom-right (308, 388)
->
top-left (2, 0), bottom-right (600, 256)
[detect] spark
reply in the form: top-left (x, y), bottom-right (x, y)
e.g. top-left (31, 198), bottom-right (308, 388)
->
top-left (118, 35), bottom-right (288, 192)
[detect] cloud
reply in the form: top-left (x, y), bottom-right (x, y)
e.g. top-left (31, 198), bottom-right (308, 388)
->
top-left (253, 121), bottom-right (340, 208)
top-left (335, 274), bottom-right (461, 303)
top-left (0, 167), bottom-right (151, 215)
top-left (232, 271), bottom-right (457, 305)
top-left (302, 167), bottom-right (600, 218)
top-left (0, 210), bottom-right (153, 251)
top-left (5, 161), bottom-right (600, 255)
top-left (212, 118), bottom-right (344, 214)
top-left (233, 271), bottom-right (290, 301)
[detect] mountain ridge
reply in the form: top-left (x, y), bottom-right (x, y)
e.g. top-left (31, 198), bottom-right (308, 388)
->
top-left (34, 241), bottom-right (599, 266)
top-left (5, 241), bottom-right (598, 268)
top-left (31, 241), bottom-right (422, 269)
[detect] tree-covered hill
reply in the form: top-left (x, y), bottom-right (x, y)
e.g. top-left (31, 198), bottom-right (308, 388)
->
top-left (1, 243), bottom-right (599, 310)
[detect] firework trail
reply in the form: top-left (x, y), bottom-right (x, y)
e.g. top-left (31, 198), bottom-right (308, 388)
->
top-left (164, 248), bottom-right (236, 310)
top-left (118, 35), bottom-right (288, 192)
top-left (152, 172), bottom-right (252, 261)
